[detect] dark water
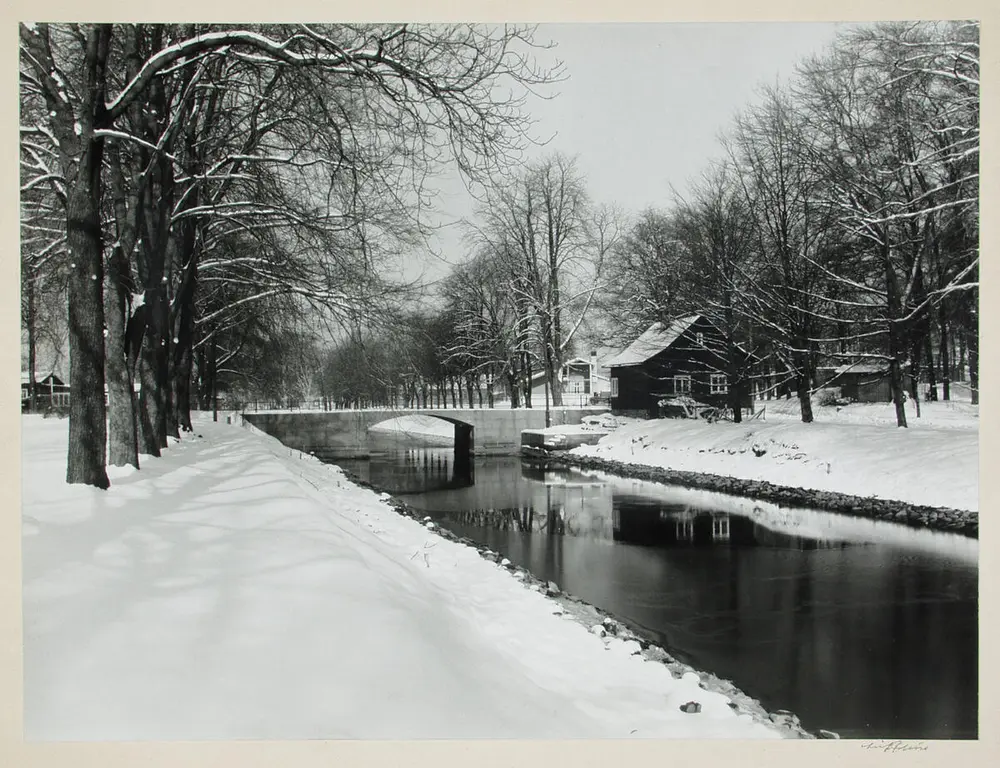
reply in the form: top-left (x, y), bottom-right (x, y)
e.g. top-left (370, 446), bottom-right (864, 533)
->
top-left (335, 440), bottom-right (979, 740)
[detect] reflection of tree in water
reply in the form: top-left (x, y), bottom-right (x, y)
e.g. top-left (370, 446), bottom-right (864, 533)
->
top-left (367, 447), bottom-right (474, 494)
top-left (445, 504), bottom-right (579, 537)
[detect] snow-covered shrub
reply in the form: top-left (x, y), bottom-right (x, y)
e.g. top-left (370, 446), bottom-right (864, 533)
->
top-left (816, 388), bottom-right (841, 407)
top-left (43, 405), bottom-right (69, 419)
top-left (658, 395), bottom-right (711, 419)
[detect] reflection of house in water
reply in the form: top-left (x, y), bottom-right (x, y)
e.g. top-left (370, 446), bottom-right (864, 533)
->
top-left (613, 499), bottom-right (850, 550)
top-left (432, 463), bottom-right (615, 541)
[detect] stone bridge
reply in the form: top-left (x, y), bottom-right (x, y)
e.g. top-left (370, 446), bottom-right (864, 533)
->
top-left (242, 407), bottom-right (608, 459)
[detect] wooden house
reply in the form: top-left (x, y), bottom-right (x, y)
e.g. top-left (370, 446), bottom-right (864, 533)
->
top-left (560, 353), bottom-right (611, 406)
top-left (21, 371), bottom-right (70, 412)
top-left (492, 352), bottom-right (611, 407)
top-left (814, 363), bottom-right (913, 404)
top-left (605, 315), bottom-right (753, 418)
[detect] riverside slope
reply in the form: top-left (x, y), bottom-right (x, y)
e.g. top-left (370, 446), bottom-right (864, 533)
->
top-left (21, 414), bottom-right (792, 741)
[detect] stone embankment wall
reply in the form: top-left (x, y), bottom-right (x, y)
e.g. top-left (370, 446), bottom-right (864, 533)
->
top-left (547, 453), bottom-right (978, 538)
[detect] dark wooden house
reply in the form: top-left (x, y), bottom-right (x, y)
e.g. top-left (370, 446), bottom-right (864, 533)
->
top-left (606, 315), bottom-right (753, 419)
top-left (21, 371), bottom-right (70, 412)
top-left (814, 364), bottom-right (914, 404)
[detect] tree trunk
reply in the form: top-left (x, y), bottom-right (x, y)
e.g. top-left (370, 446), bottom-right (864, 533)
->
top-left (957, 334), bottom-right (966, 382)
top-left (796, 370), bottom-right (813, 424)
top-left (26, 274), bottom-right (38, 412)
top-left (105, 245), bottom-right (139, 468)
top-left (724, 308), bottom-right (742, 423)
top-left (908, 336), bottom-right (922, 419)
top-left (793, 343), bottom-right (813, 423)
top-left (967, 324), bottom-right (979, 406)
top-left (171, 233), bottom-right (198, 432)
top-left (173, 322), bottom-right (194, 431)
top-left (729, 377), bottom-right (743, 424)
top-left (924, 331), bottom-right (937, 401)
top-left (547, 358), bottom-right (563, 407)
top-left (133, 42), bottom-right (174, 448)
top-left (65, 160), bottom-right (110, 488)
top-left (939, 303), bottom-right (951, 401)
top-left (522, 352), bottom-right (533, 408)
top-left (883, 240), bottom-right (908, 427)
top-left (543, 329), bottom-right (564, 408)
top-left (888, 357), bottom-right (908, 428)
top-left (137, 346), bottom-right (161, 457)
top-left (104, 26), bottom-right (143, 466)
top-left (210, 334), bottom-right (219, 422)
top-left (60, 26), bottom-right (113, 489)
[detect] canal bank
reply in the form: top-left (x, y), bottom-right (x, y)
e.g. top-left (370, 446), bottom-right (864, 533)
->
top-left (334, 441), bottom-right (977, 740)
top-left (545, 452), bottom-right (978, 537)
top-left (22, 414), bottom-right (799, 740)
top-left (336, 466), bottom-right (819, 740)
top-left (542, 403), bottom-right (978, 536)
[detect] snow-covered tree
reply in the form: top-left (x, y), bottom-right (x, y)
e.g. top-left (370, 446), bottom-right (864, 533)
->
top-left (470, 153), bottom-right (617, 407)
top-left (20, 22), bottom-right (557, 487)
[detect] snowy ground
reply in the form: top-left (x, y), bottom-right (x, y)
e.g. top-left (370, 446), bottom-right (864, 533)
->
top-left (21, 414), bottom-right (789, 741)
top-left (572, 397), bottom-right (979, 512)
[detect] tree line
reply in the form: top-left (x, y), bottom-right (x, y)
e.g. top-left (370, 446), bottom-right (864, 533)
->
top-left (20, 22), bottom-right (557, 488)
top-left (593, 21), bottom-right (979, 425)
top-left (314, 151), bottom-right (622, 412)
top-left (339, 21), bottom-right (979, 427)
top-left (21, 21), bottom-right (980, 493)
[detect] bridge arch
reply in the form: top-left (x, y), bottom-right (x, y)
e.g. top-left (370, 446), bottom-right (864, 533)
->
top-left (366, 413), bottom-right (475, 459)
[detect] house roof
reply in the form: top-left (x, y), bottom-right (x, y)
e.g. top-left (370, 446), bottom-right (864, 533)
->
top-left (833, 363), bottom-right (888, 375)
top-left (821, 363), bottom-right (889, 376)
top-left (604, 315), bottom-right (701, 368)
top-left (21, 371), bottom-right (59, 384)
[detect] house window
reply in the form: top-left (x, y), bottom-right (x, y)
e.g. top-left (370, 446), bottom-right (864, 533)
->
top-left (710, 374), bottom-right (729, 394)
top-left (673, 375), bottom-right (691, 394)
top-left (610, 377), bottom-right (619, 397)
top-left (696, 332), bottom-right (705, 347)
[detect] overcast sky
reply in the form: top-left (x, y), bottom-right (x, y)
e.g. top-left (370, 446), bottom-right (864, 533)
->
top-left (416, 21), bottom-right (845, 286)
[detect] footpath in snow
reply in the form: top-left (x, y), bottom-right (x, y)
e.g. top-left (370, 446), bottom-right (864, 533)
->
top-left (570, 398), bottom-right (979, 513)
top-left (21, 415), bottom-right (789, 741)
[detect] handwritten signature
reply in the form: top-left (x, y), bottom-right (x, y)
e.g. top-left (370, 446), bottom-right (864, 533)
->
top-left (861, 741), bottom-right (930, 753)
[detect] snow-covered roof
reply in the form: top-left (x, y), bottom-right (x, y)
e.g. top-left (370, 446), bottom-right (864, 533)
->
top-left (604, 315), bottom-right (701, 368)
top-left (21, 371), bottom-right (58, 384)
top-left (834, 363), bottom-right (888, 375)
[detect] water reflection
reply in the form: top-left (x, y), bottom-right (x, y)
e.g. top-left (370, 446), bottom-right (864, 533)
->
top-left (357, 442), bottom-right (474, 494)
top-left (612, 500), bottom-right (854, 551)
top-left (329, 447), bottom-right (978, 740)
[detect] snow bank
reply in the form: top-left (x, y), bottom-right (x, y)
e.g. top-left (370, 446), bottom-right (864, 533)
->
top-left (572, 407), bottom-right (978, 512)
top-left (21, 415), bottom-right (787, 740)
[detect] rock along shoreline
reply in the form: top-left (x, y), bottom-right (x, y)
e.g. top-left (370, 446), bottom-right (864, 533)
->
top-left (547, 451), bottom-right (978, 538)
